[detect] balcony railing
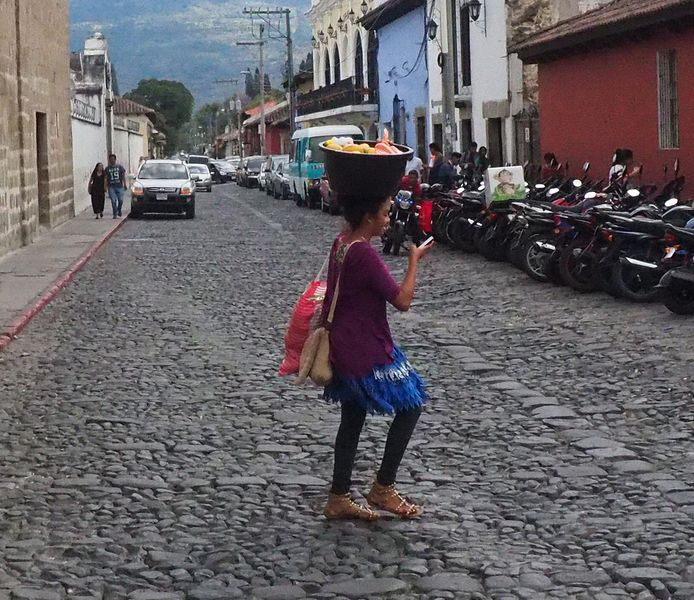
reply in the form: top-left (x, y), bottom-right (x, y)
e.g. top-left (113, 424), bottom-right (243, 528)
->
top-left (296, 77), bottom-right (376, 117)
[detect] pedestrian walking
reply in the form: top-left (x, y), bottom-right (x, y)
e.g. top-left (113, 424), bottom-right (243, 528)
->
top-left (405, 154), bottom-right (425, 180)
top-left (428, 142), bottom-right (444, 185)
top-left (321, 195), bottom-right (431, 521)
top-left (88, 162), bottom-right (106, 219)
top-left (106, 153), bottom-right (127, 218)
top-left (475, 146), bottom-right (490, 176)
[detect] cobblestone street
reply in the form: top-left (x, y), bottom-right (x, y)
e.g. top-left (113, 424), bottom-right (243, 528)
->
top-left (1, 185), bottom-right (694, 600)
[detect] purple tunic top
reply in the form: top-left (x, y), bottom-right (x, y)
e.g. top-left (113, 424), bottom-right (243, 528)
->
top-left (321, 235), bottom-right (401, 379)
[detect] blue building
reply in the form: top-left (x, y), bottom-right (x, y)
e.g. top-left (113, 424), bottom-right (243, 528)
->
top-left (362, 0), bottom-right (430, 162)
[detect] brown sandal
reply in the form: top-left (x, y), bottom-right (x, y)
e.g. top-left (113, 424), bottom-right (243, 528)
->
top-left (324, 493), bottom-right (380, 521)
top-left (366, 482), bottom-right (423, 519)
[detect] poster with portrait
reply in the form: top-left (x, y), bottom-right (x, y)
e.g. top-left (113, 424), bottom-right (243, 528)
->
top-left (484, 166), bottom-right (526, 207)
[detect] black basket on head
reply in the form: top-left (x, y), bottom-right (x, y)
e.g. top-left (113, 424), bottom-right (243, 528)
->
top-left (320, 140), bottom-right (414, 199)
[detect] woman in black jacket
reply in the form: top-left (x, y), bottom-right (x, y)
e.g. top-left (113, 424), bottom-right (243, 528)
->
top-left (88, 162), bottom-right (106, 218)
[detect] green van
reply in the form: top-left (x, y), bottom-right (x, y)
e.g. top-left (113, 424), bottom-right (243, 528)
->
top-left (287, 125), bottom-right (364, 208)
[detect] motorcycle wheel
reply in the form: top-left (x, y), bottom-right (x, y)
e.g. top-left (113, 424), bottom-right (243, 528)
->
top-left (507, 232), bottom-right (528, 268)
top-left (447, 217), bottom-right (476, 252)
top-left (522, 234), bottom-right (553, 283)
top-left (479, 222), bottom-right (505, 261)
top-left (610, 258), bottom-right (662, 302)
top-left (559, 238), bottom-right (598, 292)
top-left (663, 283), bottom-right (694, 314)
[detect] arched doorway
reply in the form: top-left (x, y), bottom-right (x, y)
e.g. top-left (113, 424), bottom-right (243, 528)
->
top-left (367, 30), bottom-right (378, 103)
top-left (333, 44), bottom-right (341, 83)
top-left (323, 48), bottom-right (330, 86)
top-left (354, 33), bottom-right (364, 91)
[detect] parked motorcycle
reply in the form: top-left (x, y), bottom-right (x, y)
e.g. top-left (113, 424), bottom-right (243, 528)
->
top-left (382, 190), bottom-right (422, 256)
top-left (658, 225), bottom-right (694, 314)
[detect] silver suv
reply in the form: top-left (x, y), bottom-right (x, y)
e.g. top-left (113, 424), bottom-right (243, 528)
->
top-left (130, 160), bottom-right (196, 219)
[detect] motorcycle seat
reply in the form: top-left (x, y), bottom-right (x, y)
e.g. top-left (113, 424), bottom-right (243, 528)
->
top-left (607, 215), bottom-right (667, 235)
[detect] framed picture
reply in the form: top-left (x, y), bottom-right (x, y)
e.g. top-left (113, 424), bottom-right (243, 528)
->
top-left (484, 166), bottom-right (526, 206)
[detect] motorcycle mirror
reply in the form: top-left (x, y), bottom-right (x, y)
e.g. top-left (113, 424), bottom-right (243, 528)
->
top-left (457, 187), bottom-right (466, 194)
top-left (548, 187), bottom-right (560, 195)
top-left (582, 162), bottom-right (590, 172)
top-left (572, 179), bottom-right (582, 188)
top-left (627, 189), bottom-right (641, 197)
top-left (665, 198), bottom-right (678, 208)
top-left (535, 183), bottom-right (546, 190)
top-left (674, 158), bottom-right (680, 175)
top-left (584, 191), bottom-right (598, 199)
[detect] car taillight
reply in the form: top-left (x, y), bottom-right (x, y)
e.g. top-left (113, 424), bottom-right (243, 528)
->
top-left (664, 231), bottom-right (678, 245)
top-left (489, 212), bottom-right (498, 222)
top-left (600, 228), bottom-right (614, 242)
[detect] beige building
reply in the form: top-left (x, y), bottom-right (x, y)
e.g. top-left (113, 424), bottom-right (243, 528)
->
top-left (0, 0), bottom-right (74, 258)
top-left (112, 97), bottom-right (166, 177)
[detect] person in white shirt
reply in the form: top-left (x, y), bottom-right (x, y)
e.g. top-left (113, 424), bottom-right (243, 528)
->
top-left (406, 155), bottom-right (424, 178)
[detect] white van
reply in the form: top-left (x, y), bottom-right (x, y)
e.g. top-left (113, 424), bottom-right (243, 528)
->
top-left (286, 125), bottom-right (364, 208)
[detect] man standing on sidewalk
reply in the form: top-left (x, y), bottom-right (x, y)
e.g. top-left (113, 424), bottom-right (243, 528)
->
top-left (106, 154), bottom-right (127, 218)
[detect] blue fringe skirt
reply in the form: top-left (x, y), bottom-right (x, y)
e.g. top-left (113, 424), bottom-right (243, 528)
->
top-left (324, 346), bottom-right (427, 415)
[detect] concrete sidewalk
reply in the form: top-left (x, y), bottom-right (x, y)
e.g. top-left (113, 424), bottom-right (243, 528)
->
top-left (0, 206), bottom-right (129, 333)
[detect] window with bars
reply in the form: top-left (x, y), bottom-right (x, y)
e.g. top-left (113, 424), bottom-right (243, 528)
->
top-left (657, 49), bottom-right (679, 149)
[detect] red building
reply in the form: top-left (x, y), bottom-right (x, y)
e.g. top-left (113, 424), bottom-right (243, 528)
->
top-left (513, 0), bottom-right (694, 195)
top-left (242, 100), bottom-right (291, 156)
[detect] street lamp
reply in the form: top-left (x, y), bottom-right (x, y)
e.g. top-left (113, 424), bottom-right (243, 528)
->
top-left (426, 19), bottom-right (438, 40)
top-left (337, 16), bottom-right (346, 31)
top-left (318, 29), bottom-right (326, 43)
top-left (347, 8), bottom-right (356, 23)
top-left (360, 0), bottom-right (368, 15)
top-left (311, 35), bottom-right (319, 48)
top-left (327, 24), bottom-right (335, 38)
top-left (462, 0), bottom-right (483, 22)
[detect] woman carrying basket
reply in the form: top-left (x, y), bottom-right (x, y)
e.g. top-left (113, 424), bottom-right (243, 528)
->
top-left (321, 194), bottom-right (432, 521)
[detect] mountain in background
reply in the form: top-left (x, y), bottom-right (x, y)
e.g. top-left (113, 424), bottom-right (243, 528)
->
top-left (70, 0), bottom-right (313, 107)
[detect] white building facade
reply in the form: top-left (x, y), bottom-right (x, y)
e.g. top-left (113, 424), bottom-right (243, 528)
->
top-left (70, 30), bottom-right (114, 213)
top-left (299, 0), bottom-right (386, 133)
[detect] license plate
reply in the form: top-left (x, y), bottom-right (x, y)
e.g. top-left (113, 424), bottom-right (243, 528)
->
top-left (156, 193), bottom-right (168, 201)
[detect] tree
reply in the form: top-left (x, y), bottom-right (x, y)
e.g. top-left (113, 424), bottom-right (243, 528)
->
top-left (263, 73), bottom-right (271, 93)
top-left (245, 69), bottom-right (255, 98)
top-left (254, 68), bottom-right (261, 97)
top-left (125, 79), bottom-right (194, 152)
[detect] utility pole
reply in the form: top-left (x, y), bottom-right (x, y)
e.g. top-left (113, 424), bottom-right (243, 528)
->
top-left (242, 7), bottom-right (295, 135)
top-left (441, 1), bottom-right (457, 154)
top-left (237, 25), bottom-right (266, 156)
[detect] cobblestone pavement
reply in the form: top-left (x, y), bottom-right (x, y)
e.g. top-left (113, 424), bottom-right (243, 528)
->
top-left (1, 184), bottom-right (694, 600)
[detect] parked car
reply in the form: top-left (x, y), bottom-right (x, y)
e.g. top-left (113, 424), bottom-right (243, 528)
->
top-left (188, 164), bottom-right (213, 192)
top-left (130, 159), bottom-right (196, 219)
top-left (207, 160), bottom-right (224, 183)
top-left (208, 161), bottom-right (234, 184)
top-left (187, 154), bottom-right (209, 165)
top-left (287, 125), bottom-right (363, 208)
top-left (236, 155), bottom-right (265, 188)
top-left (224, 157), bottom-right (240, 181)
top-left (267, 159), bottom-right (291, 199)
top-left (260, 155), bottom-right (289, 193)
top-left (319, 176), bottom-right (340, 214)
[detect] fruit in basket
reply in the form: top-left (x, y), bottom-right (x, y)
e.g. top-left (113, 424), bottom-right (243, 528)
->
top-left (324, 130), bottom-right (404, 155)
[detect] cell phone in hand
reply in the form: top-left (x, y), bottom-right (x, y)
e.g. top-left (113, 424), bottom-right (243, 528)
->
top-left (419, 236), bottom-right (435, 248)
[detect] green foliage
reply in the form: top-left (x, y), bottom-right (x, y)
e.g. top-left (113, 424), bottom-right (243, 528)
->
top-left (125, 79), bottom-right (194, 152)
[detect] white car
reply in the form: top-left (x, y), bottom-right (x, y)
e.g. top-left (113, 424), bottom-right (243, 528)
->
top-left (188, 164), bottom-right (213, 192)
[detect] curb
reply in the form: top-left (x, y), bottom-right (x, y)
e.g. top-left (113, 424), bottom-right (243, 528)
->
top-left (0, 216), bottom-right (129, 353)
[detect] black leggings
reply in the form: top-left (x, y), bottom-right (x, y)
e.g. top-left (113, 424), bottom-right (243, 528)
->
top-left (331, 401), bottom-right (422, 495)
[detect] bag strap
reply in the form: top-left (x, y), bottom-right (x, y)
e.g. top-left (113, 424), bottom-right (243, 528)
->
top-left (326, 241), bottom-right (358, 326)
